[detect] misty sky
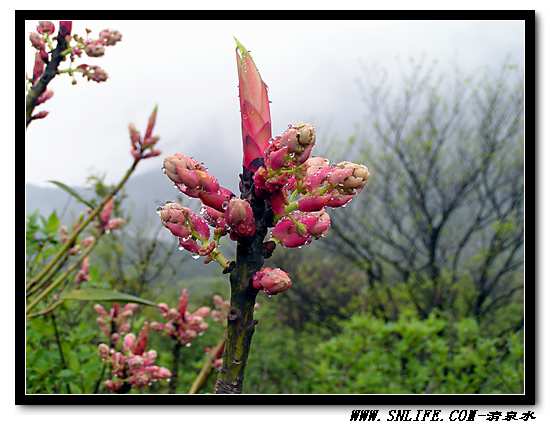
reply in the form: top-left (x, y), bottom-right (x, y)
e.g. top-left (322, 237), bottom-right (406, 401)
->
top-left (25, 19), bottom-right (524, 191)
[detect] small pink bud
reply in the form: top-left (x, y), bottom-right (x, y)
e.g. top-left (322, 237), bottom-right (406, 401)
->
top-left (29, 32), bottom-right (45, 50)
top-left (145, 105), bottom-right (157, 140)
top-left (269, 190), bottom-right (287, 216)
top-left (334, 161), bottom-right (369, 193)
top-left (272, 217), bottom-right (311, 248)
top-left (178, 289), bottom-right (189, 316)
top-left (133, 323), bottom-right (149, 355)
top-left (123, 333), bottom-right (136, 353)
top-left (252, 267), bottom-right (292, 295)
top-left (267, 146), bottom-right (288, 170)
top-left (31, 111), bottom-right (49, 120)
top-left (32, 52), bottom-right (44, 83)
top-left (297, 194), bottom-right (331, 212)
top-left (326, 194), bottom-right (354, 208)
top-left (199, 187), bottom-right (233, 212)
top-left (37, 21), bottom-right (55, 35)
top-left (193, 306), bottom-right (211, 317)
top-left (75, 257), bottom-right (90, 284)
top-left (106, 218), bottom-right (126, 231)
top-left (300, 210), bottom-right (331, 238)
top-left (159, 204), bottom-right (191, 238)
top-left (36, 89), bottom-right (54, 106)
top-left (225, 198), bottom-right (255, 238)
top-left (99, 29), bottom-right (122, 46)
top-left (100, 198), bottom-right (114, 226)
top-left (98, 343), bottom-right (110, 360)
top-left (59, 21), bottom-right (72, 37)
top-left (84, 40), bottom-right (105, 57)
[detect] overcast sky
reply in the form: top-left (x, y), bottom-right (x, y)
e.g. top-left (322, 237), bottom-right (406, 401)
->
top-left (25, 19), bottom-right (524, 190)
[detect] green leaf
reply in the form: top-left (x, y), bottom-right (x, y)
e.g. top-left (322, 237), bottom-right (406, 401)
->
top-left (49, 180), bottom-right (94, 209)
top-left (43, 211), bottom-right (60, 236)
top-left (61, 288), bottom-right (157, 307)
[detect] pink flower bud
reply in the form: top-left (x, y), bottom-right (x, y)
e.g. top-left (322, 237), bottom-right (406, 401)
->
top-left (269, 190), bottom-right (287, 216)
top-left (202, 206), bottom-right (227, 230)
top-left (133, 323), bottom-right (149, 355)
top-left (266, 146), bottom-right (288, 170)
top-left (36, 89), bottom-right (54, 106)
top-left (84, 40), bottom-right (105, 57)
top-left (81, 236), bottom-right (95, 248)
top-left (75, 257), bottom-right (89, 284)
top-left (271, 217), bottom-right (311, 248)
top-left (32, 52), bottom-right (44, 83)
top-left (98, 343), bottom-right (110, 360)
top-left (106, 218), bottom-right (126, 231)
top-left (100, 198), bottom-right (114, 226)
top-left (333, 161), bottom-right (369, 193)
top-left (277, 123), bottom-right (316, 156)
top-left (178, 289), bottom-right (189, 316)
top-left (99, 29), bottom-right (122, 46)
top-left (300, 210), bottom-right (331, 238)
top-left (37, 21), bottom-right (55, 35)
top-left (145, 105), bottom-right (157, 140)
top-left (104, 379), bottom-right (123, 392)
top-left (158, 202), bottom-right (192, 239)
top-left (199, 187), bottom-right (233, 212)
top-left (155, 367), bottom-right (172, 380)
top-left (225, 198), bottom-right (255, 238)
top-left (326, 193), bottom-right (354, 208)
top-left (193, 306), bottom-right (211, 317)
top-left (128, 123), bottom-right (141, 149)
top-left (297, 194), bottom-right (331, 212)
top-left (29, 32), bottom-right (45, 50)
top-left (59, 21), bottom-right (72, 37)
top-left (123, 333), bottom-right (136, 353)
top-left (252, 267), bottom-right (292, 295)
top-left (79, 65), bottom-right (108, 82)
top-left (31, 111), bottom-right (49, 120)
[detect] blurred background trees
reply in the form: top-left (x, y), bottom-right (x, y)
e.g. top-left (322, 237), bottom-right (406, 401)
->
top-left (26, 60), bottom-right (525, 394)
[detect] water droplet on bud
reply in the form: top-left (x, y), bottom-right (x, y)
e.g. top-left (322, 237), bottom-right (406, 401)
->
top-left (192, 254), bottom-right (200, 260)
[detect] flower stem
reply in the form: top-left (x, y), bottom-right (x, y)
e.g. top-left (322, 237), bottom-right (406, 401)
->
top-left (27, 159), bottom-right (139, 292)
top-left (169, 341), bottom-right (181, 394)
top-left (26, 29), bottom-right (69, 127)
top-left (189, 337), bottom-right (225, 394)
top-left (214, 167), bottom-right (271, 394)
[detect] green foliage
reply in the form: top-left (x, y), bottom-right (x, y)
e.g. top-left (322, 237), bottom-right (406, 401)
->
top-left (308, 314), bottom-right (523, 394)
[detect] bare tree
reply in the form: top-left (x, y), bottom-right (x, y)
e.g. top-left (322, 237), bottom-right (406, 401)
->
top-left (327, 60), bottom-right (524, 322)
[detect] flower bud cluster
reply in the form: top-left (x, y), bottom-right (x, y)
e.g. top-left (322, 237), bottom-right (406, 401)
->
top-left (163, 153), bottom-right (234, 213)
top-left (128, 106), bottom-right (161, 160)
top-left (248, 122), bottom-right (369, 249)
top-left (158, 202), bottom-right (218, 258)
top-left (94, 302), bottom-right (139, 344)
top-left (210, 294), bottom-right (230, 323)
top-left (151, 289), bottom-right (210, 347)
top-left (98, 323), bottom-right (171, 392)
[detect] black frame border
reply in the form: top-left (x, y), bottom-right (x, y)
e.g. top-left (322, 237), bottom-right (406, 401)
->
top-left (16, 9), bottom-right (535, 406)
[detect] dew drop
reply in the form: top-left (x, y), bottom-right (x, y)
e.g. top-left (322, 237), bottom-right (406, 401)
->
top-left (178, 246), bottom-right (184, 251)
top-left (192, 254), bottom-right (200, 260)
top-left (162, 167), bottom-right (166, 174)
top-left (185, 342), bottom-right (192, 347)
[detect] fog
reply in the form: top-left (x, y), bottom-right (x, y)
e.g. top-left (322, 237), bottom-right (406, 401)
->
top-left (25, 19), bottom-right (524, 192)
